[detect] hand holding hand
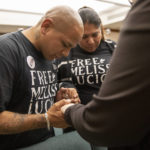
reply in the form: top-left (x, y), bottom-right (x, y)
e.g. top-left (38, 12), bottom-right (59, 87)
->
top-left (47, 99), bottom-right (72, 128)
top-left (61, 103), bottom-right (75, 114)
top-left (56, 87), bottom-right (79, 102)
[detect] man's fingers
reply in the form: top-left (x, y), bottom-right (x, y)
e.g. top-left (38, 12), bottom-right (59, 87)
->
top-left (54, 99), bottom-right (72, 108)
top-left (73, 94), bottom-right (78, 98)
top-left (61, 103), bottom-right (75, 113)
top-left (70, 98), bottom-right (80, 103)
top-left (59, 87), bottom-right (67, 92)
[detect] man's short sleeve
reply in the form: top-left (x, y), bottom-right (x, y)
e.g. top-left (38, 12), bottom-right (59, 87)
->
top-left (0, 45), bottom-right (17, 112)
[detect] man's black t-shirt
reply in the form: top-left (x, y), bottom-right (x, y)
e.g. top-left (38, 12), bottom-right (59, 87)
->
top-left (0, 31), bottom-right (57, 149)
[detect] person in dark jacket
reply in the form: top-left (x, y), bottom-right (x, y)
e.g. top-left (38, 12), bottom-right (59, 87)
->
top-left (49, 0), bottom-right (150, 149)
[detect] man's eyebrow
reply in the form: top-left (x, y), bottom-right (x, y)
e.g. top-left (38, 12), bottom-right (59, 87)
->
top-left (62, 40), bottom-right (73, 48)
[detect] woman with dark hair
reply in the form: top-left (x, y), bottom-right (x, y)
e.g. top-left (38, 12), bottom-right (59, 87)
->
top-left (57, 6), bottom-right (116, 105)
top-left (56, 6), bottom-right (116, 150)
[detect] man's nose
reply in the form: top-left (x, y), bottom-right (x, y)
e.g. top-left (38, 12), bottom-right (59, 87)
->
top-left (62, 48), bottom-right (70, 57)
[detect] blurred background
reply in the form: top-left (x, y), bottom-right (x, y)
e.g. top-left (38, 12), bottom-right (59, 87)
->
top-left (0, 0), bottom-right (131, 42)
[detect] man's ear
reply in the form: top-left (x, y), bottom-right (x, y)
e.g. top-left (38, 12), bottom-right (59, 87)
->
top-left (41, 18), bottom-right (54, 34)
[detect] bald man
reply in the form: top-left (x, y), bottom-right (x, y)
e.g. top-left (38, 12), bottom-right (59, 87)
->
top-left (0, 6), bottom-right (83, 149)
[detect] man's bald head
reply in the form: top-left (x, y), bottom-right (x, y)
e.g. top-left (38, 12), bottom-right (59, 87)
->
top-left (28, 6), bottom-right (84, 60)
top-left (37, 5), bottom-right (83, 33)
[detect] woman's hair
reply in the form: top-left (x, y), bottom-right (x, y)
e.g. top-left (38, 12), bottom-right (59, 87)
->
top-left (78, 6), bottom-right (105, 40)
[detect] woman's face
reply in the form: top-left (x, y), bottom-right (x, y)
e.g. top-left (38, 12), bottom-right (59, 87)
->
top-left (79, 23), bottom-right (102, 53)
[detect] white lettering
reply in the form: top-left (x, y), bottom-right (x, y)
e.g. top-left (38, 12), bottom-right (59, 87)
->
top-left (37, 71), bottom-right (44, 85)
top-left (87, 75), bottom-right (94, 84)
top-left (85, 58), bottom-right (91, 66)
top-left (78, 66), bottom-right (85, 75)
top-left (77, 76), bottom-right (84, 85)
top-left (77, 59), bottom-right (84, 67)
top-left (92, 57), bottom-right (99, 65)
top-left (30, 71), bottom-right (37, 85)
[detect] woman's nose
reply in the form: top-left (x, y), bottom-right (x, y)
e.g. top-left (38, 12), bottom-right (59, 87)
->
top-left (87, 37), bottom-right (94, 44)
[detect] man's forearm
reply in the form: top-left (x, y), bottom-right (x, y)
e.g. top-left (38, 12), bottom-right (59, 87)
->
top-left (0, 99), bottom-right (71, 134)
top-left (0, 111), bottom-right (46, 134)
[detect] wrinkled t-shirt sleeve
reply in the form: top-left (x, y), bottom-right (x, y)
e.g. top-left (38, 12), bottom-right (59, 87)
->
top-left (0, 46), bottom-right (17, 112)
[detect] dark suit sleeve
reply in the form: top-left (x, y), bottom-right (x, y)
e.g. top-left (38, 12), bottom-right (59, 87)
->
top-left (64, 0), bottom-right (150, 147)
